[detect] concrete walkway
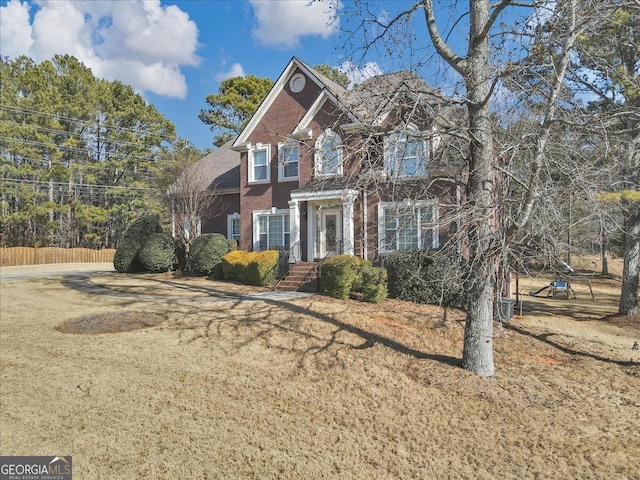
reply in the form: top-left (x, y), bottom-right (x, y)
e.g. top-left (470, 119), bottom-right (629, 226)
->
top-left (0, 263), bottom-right (315, 302)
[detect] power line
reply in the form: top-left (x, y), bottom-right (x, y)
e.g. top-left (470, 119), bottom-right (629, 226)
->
top-left (0, 177), bottom-right (160, 192)
top-left (0, 135), bottom-right (164, 164)
top-left (0, 119), bottom-right (170, 152)
top-left (0, 154), bottom-right (157, 179)
top-left (0, 105), bottom-right (177, 143)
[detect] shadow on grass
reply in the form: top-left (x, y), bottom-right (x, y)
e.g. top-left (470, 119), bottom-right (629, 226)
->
top-left (61, 272), bottom-right (251, 300)
top-left (61, 273), bottom-right (461, 370)
top-left (504, 322), bottom-right (639, 367)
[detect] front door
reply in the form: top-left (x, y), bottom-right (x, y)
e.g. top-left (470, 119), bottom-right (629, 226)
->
top-left (315, 210), bottom-right (341, 259)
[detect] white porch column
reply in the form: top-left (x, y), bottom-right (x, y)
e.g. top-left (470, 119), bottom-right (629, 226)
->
top-left (342, 190), bottom-right (357, 256)
top-left (288, 199), bottom-right (301, 263)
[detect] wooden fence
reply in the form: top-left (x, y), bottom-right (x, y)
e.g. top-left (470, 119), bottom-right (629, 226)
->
top-left (0, 247), bottom-right (115, 267)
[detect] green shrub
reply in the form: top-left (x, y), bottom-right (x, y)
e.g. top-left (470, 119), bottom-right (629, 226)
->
top-left (384, 250), bottom-right (465, 308)
top-left (113, 215), bottom-right (163, 273)
top-left (320, 255), bottom-right (361, 299)
top-left (189, 233), bottom-right (231, 276)
top-left (139, 233), bottom-right (175, 273)
top-left (360, 265), bottom-right (388, 303)
top-left (247, 250), bottom-right (279, 286)
top-left (173, 239), bottom-right (187, 271)
top-left (227, 239), bottom-right (238, 251)
top-left (350, 259), bottom-right (373, 293)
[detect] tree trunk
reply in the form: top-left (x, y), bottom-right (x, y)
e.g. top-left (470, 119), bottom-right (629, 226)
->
top-left (619, 205), bottom-right (639, 316)
top-left (600, 221), bottom-right (609, 276)
top-left (460, 0), bottom-right (496, 377)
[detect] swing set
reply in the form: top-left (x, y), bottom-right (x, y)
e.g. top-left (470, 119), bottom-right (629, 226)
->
top-left (527, 261), bottom-right (596, 301)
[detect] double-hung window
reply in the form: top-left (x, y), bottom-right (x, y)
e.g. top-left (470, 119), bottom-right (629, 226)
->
top-left (227, 213), bottom-right (241, 245)
top-left (379, 201), bottom-right (438, 253)
top-left (254, 210), bottom-right (290, 251)
top-left (278, 141), bottom-right (299, 181)
top-left (385, 124), bottom-right (427, 177)
top-left (249, 143), bottom-right (270, 183)
top-left (315, 129), bottom-right (342, 176)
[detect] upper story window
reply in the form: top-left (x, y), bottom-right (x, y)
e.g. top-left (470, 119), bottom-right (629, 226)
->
top-left (378, 200), bottom-right (438, 253)
top-left (248, 143), bottom-right (270, 184)
top-left (315, 129), bottom-right (343, 176)
top-left (384, 124), bottom-right (427, 177)
top-left (278, 141), bottom-right (300, 181)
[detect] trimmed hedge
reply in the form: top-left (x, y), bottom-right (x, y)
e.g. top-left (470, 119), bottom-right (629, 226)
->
top-left (139, 233), bottom-right (175, 273)
top-left (384, 250), bottom-right (465, 308)
top-left (320, 255), bottom-right (360, 299)
top-left (320, 255), bottom-right (387, 303)
top-left (361, 264), bottom-right (388, 303)
top-left (221, 250), bottom-right (254, 283)
top-left (113, 215), bottom-right (163, 273)
top-left (189, 233), bottom-right (231, 277)
top-left (247, 250), bottom-right (279, 286)
top-left (221, 250), bottom-right (279, 286)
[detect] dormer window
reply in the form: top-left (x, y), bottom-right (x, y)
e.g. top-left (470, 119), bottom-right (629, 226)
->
top-left (384, 124), bottom-right (427, 177)
top-left (315, 129), bottom-right (343, 176)
top-left (249, 143), bottom-right (270, 184)
top-left (278, 140), bottom-right (300, 181)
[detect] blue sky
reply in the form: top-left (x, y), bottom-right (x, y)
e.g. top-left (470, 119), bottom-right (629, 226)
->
top-left (0, 0), bottom-right (537, 150)
top-left (0, 0), bottom-right (405, 150)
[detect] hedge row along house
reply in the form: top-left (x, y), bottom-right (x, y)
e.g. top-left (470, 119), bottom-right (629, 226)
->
top-left (171, 57), bottom-right (465, 288)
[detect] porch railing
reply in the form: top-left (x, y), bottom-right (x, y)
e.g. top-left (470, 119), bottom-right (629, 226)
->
top-left (273, 241), bottom-right (300, 288)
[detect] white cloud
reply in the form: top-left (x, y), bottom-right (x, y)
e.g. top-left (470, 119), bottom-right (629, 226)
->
top-left (0, 0), bottom-right (34, 58)
top-left (339, 61), bottom-right (384, 88)
top-left (250, 0), bottom-right (341, 49)
top-left (215, 63), bottom-right (246, 81)
top-left (0, 0), bottom-right (200, 99)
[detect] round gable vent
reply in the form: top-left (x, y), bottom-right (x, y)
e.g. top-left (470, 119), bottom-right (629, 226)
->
top-left (289, 73), bottom-right (306, 93)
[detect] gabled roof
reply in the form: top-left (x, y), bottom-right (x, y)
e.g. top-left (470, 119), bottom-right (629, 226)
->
top-left (233, 57), bottom-right (332, 148)
top-left (169, 139), bottom-right (240, 194)
top-left (233, 57), bottom-right (454, 148)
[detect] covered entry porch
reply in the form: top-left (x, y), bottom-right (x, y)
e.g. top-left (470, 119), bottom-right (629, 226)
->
top-left (288, 189), bottom-right (358, 263)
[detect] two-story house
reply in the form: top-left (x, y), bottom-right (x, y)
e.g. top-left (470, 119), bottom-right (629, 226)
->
top-left (229, 57), bottom-right (462, 267)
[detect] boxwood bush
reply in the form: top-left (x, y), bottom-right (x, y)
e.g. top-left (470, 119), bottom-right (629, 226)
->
top-left (189, 233), bottom-right (231, 277)
top-left (139, 233), bottom-right (175, 273)
top-left (360, 264), bottom-right (388, 303)
top-left (113, 215), bottom-right (163, 273)
top-left (320, 255), bottom-right (362, 300)
top-left (321, 255), bottom-right (388, 303)
top-left (384, 250), bottom-right (465, 308)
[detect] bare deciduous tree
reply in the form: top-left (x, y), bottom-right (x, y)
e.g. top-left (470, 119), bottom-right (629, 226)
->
top-left (334, 0), bottom-right (607, 376)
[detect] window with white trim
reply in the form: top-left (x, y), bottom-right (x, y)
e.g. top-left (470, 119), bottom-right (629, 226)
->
top-left (248, 143), bottom-right (270, 183)
top-left (384, 124), bottom-right (427, 177)
top-left (378, 201), bottom-right (438, 253)
top-left (315, 129), bottom-right (342, 176)
top-left (254, 211), bottom-right (290, 251)
top-left (278, 141), bottom-right (299, 181)
top-left (227, 213), bottom-right (241, 244)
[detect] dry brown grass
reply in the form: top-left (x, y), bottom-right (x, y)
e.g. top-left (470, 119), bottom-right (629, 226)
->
top-left (1, 267), bottom-right (639, 479)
